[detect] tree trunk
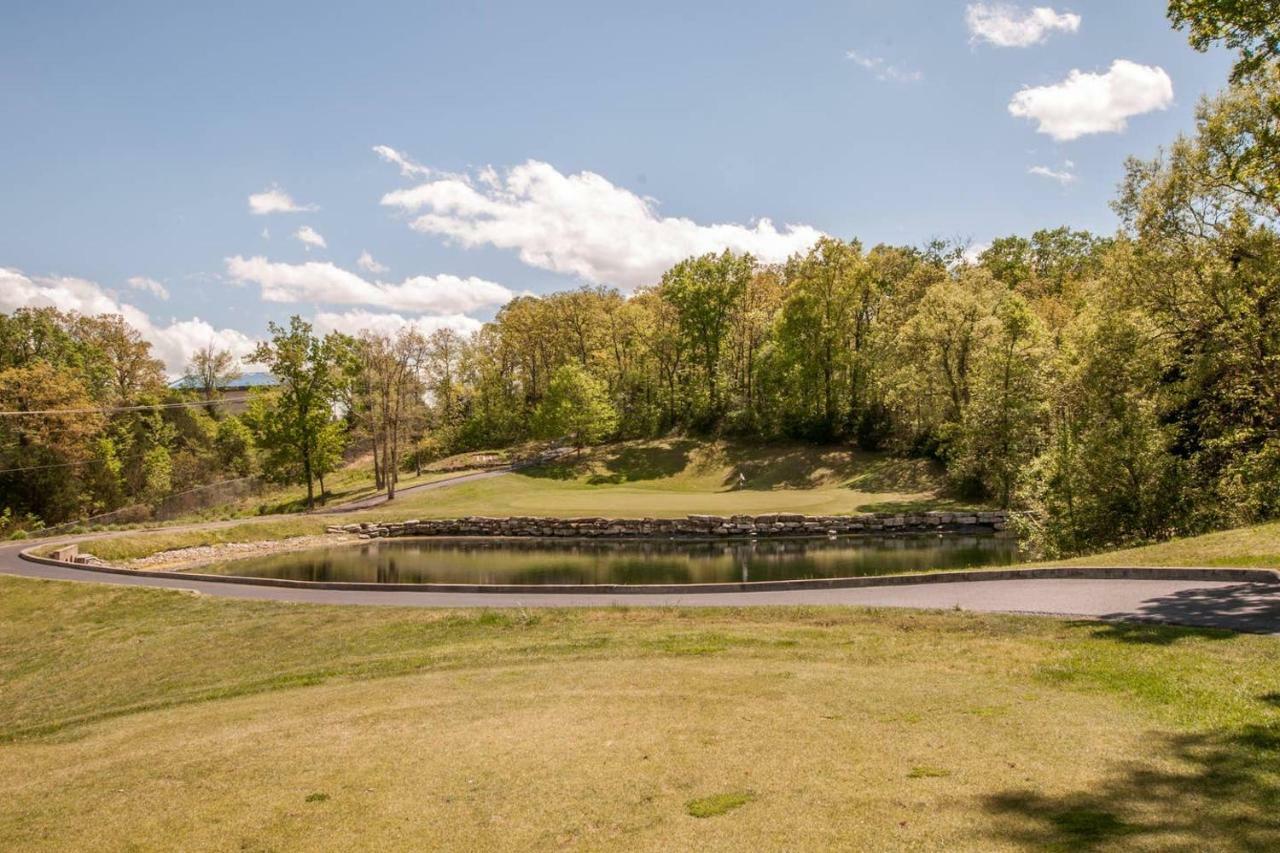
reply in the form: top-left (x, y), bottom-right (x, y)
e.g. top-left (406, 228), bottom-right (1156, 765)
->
top-left (302, 449), bottom-right (314, 509)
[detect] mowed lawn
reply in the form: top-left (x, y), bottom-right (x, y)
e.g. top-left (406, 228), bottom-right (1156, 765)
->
top-left (3, 577), bottom-right (1280, 850)
top-left (385, 439), bottom-right (959, 519)
top-left (1050, 519), bottom-right (1280, 570)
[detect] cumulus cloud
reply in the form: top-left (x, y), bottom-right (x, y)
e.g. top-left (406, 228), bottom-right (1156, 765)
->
top-left (126, 276), bottom-right (169, 300)
top-left (312, 309), bottom-right (482, 339)
top-left (356, 250), bottom-right (389, 274)
top-left (1008, 60), bottom-right (1173, 141)
top-left (1028, 162), bottom-right (1077, 185)
top-left (380, 160), bottom-right (824, 290)
top-left (248, 185), bottom-right (318, 215)
top-left (372, 145), bottom-right (431, 178)
top-left (0, 267), bottom-right (257, 375)
top-left (224, 256), bottom-right (514, 315)
top-left (966, 3), bottom-right (1080, 47)
top-left (294, 225), bottom-right (327, 251)
top-left (845, 49), bottom-right (923, 83)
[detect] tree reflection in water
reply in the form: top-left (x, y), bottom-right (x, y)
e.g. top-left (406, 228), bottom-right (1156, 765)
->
top-left (202, 534), bottom-right (1020, 585)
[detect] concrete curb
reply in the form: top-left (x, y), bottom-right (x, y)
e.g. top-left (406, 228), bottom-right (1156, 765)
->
top-left (18, 547), bottom-right (1280, 595)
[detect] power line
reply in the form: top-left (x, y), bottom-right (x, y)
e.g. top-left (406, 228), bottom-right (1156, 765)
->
top-left (0, 396), bottom-right (255, 417)
top-left (0, 457), bottom-right (107, 475)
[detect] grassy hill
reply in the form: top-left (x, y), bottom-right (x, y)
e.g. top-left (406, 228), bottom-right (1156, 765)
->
top-left (1045, 520), bottom-right (1280, 569)
top-left (382, 439), bottom-right (962, 519)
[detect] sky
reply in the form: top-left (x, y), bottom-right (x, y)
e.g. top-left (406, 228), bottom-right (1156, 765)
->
top-left (0, 0), bottom-right (1234, 373)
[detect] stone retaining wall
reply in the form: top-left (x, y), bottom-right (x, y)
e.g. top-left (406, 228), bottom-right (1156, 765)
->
top-left (327, 511), bottom-right (1011, 540)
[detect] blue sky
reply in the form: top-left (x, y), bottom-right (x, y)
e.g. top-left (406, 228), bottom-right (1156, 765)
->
top-left (0, 1), bottom-right (1233, 371)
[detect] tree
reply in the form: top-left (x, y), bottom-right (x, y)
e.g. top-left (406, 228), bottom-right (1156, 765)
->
top-left (774, 238), bottom-right (867, 437)
top-left (354, 329), bottom-right (427, 499)
top-left (0, 362), bottom-right (105, 521)
top-left (250, 317), bottom-right (346, 508)
top-left (424, 328), bottom-right (465, 427)
top-left (76, 314), bottom-right (165, 404)
top-left (533, 363), bottom-right (618, 453)
top-left (214, 416), bottom-right (255, 476)
top-left (660, 250), bottom-right (753, 420)
top-left (1169, 0), bottom-right (1280, 81)
top-left (953, 294), bottom-right (1045, 507)
top-left (184, 345), bottom-right (242, 413)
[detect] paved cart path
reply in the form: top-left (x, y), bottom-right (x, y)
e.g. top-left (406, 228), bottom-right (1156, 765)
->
top-left (4, 540), bottom-right (1279, 633)
top-left (320, 467), bottom-right (514, 512)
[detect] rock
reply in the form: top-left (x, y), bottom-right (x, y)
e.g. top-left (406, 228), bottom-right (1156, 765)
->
top-left (317, 510), bottom-right (1009, 541)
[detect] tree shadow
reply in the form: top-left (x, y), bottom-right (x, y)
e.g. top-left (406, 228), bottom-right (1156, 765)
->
top-left (1087, 621), bottom-right (1240, 646)
top-left (1098, 582), bottom-right (1280, 636)
top-left (585, 440), bottom-right (697, 485)
top-left (519, 459), bottom-right (588, 481)
top-left (981, 725), bottom-right (1280, 850)
top-left (714, 443), bottom-right (919, 491)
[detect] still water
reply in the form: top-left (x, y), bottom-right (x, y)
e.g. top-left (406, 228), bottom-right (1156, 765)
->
top-left (200, 535), bottom-right (1020, 586)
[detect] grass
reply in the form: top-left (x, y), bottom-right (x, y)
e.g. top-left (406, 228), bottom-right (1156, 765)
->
top-left (685, 792), bottom-right (754, 818)
top-left (386, 438), bottom-right (963, 519)
top-left (1047, 520), bottom-right (1280, 570)
top-left (3, 576), bottom-right (1280, 849)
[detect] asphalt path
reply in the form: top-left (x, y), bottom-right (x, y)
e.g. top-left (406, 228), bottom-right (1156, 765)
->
top-left (320, 467), bottom-right (514, 512)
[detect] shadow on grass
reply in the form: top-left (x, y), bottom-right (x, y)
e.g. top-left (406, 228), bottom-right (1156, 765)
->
top-left (982, 725), bottom-right (1280, 850)
top-left (857, 499), bottom-right (968, 514)
top-left (520, 440), bottom-right (697, 484)
top-left (1087, 622), bottom-right (1240, 646)
top-left (716, 443), bottom-right (950, 494)
top-left (586, 440), bottom-right (697, 485)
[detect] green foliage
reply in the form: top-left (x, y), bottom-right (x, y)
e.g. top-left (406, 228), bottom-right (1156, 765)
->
top-left (660, 250), bottom-right (753, 420)
top-left (533, 363), bottom-right (618, 450)
top-left (250, 317), bottom-right (349, 507)
top-left (214, 416), bottom-right (255, 476)
top-left (1168, 0), bottom-right (1280, 81)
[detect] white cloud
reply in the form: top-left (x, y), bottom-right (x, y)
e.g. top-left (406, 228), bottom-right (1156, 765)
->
top-left (380, 160), bottom-right (824, 290)
top-left (126, 276), bottom-right (169, 300)
top-left (961, 242), bottom-right (991, 266)
top-left (1008, 60), bottom-right (1173, 141)
top-left (294, 225), bottom-right (327, 251)
top-left (966, 4), bottom-right (1080, 47)
top-left (845, 49), bottom-right (923, 83)
top-left (1028, 161), bottom-right (1077, 185)
top-left (248, 185), bottom-right (318, 215)
top-left (373, 145), bottom-right (431, 178)
top-left (312, 309), bottom-right (482, 340)
top-left (224, 256), bottom-right (514, 315)
top-left (356, 250), bottom-right (389, 274)
top-left (0, 267), bottom-right (257, 375)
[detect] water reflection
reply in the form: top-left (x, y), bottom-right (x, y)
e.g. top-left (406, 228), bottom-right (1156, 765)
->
top-left (200, 535), bottom-right (1020, 586)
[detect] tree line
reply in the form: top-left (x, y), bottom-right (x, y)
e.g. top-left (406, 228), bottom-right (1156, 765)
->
top-left (1, 0), bottom-right (1275, 556)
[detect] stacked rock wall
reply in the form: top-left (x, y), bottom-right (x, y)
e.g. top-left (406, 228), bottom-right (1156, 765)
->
top-left (327, 511), bottom-right (1010, 540)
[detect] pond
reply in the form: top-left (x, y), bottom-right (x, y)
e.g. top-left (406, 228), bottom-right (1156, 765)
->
top-left (198, 534), bottom-right (1021, 586)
